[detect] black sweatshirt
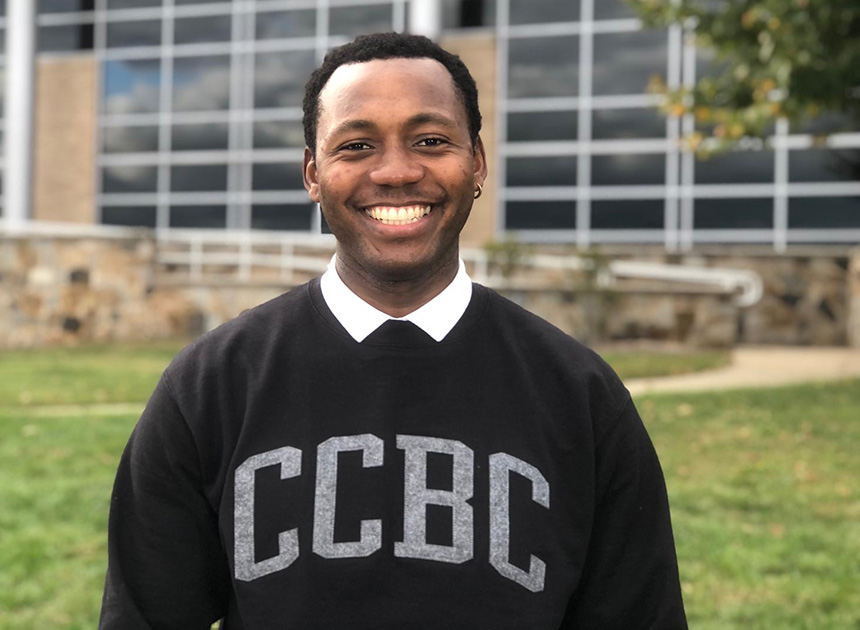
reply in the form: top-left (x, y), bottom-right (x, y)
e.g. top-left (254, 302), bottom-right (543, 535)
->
top-left (100, 279), bottom-right (687, 629)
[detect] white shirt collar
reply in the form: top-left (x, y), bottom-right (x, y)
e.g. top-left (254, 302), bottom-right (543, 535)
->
top-left (320, 255), bottom-right (473, 343)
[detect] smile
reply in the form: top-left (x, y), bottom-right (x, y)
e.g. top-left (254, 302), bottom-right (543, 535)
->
top-left (364, 205), bottom-right (432, 226)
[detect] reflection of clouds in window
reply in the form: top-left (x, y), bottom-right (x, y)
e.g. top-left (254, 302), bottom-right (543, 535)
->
top-left (170, 164), bottom-right (228, 191)
top-left (106, 19), bottom-right (161, 48)
top-left (592, 108), bottom-right (665, 140)
top-left (508, 111), bottom-right (577, 142)
top-left (256, 9), bottom-right (317, 39)
top-left (508, 36), bottom-right (578, 98)
top-left (102, 165), bottom-right (158, 193)
top-left (592, 153), bottom-right (665, 185)
top-left (694, 199), bottom-right (773, 229)
top-left (329, 4), bottom-right (393, 37)
top-left (510, 0), bottom-right (578, 25)
top-left (506, 156), bottom-right (577, 187)
top-left (253, 120), bottom-right (305, 149)
top-left (174, 15), bottom-right (232, 45)
top-left (789, 149), bottom-right (860, 183)
top-left (172, 56), bottom-right (231, 112)
top-left (592, 31), bottom-right (667, 96)
top-left (171, 123), bottom-right (230, 151)
top-left (789, 197), bottom-right (860, 228)
top-left (592, 200), bottom-right (664, 229)
top-left (254, 50), bottom-right (316, 109)
top-left (104, 59), bottom-right (161, 115)
top-left (695, 151), bottom-right (774, 184)
top-left (103, 125), bottom-right (159, 153)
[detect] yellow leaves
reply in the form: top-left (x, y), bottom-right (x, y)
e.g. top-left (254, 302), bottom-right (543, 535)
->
top-left (668, 103), bottom-right (688, 117)
top-left (694, 106), bottom-right (712, 123)
top-left (683, 131), bottom-right (705, 152)
top-left (742, 9), bottom-right (758, 30)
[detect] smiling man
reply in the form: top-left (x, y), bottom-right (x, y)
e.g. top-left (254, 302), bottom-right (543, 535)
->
top-left (100, 33), bottom-right (687, 629)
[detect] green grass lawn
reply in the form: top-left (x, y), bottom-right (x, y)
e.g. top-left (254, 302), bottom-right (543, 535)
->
top-left (0, 344), bottom-right (856, 628)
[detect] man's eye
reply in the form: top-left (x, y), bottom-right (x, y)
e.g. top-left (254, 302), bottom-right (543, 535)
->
top-left (416, 137), bottom-right (447, 147)
top-left (342, 142), bottom-right (372, 151)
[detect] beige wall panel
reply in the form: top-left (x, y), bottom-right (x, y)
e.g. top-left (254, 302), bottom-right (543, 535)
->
top-left (33, 56), bottom-right (98, 224)
top-left (440, 33), bottom-right (497, 248)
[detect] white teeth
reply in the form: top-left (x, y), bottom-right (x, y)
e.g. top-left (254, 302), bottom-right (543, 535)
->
top-left (365, 205), bottom-right (432, 225)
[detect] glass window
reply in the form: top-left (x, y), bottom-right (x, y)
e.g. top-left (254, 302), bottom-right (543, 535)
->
top-left (442, 0), bottom-right (495, 28)
top-left (102, 165), bottom-right (158, 193)
top-left (106, 19), bottom-right (161, 48)
top-left (39, 24), bottom-right (94, 52)
top-left (790, 111), bottom-right (859, 135)
top-left (695, 150), bottom-right (774, 184)
top-left (254, 50), bottom-right (316, 109)
top-left (253, 120), bottom-right (306, 149)
top-left (102, 205), bottom-right (157, 228)
top-left (252, 163), bottom-right (305, 191)
top-left (252, 204), bottom-right (314, 231)
top-left (506, 201), bottom-right (576, 229)
top-left (694, 198), bottom-right (773, 229)
top-left (592, 200), bottom-right (664, 229)
top-left (592, 108), bottom-right (665, 140)
top-left (330, 4), bottom-right (393, 37)
top-left (169, 205), bottom-right (227, 228)
top-left (594, 0), bottom-right (637, 20)
top-left (789, 197), bottom-right (860, 228)
top-left (107, 0), bottom-right (161, 7)
top-left (171, 123), bottom-right (229, 151)
top-left (508, 111), bottom-right (577, 142)
top-left (170, 164), bottom-right (228, 191)
top-left (172, 55), bottom-right (231, 112)
top-left (592, 153), bottom-right (665, 186)
top-left (175, 0), bottom-right (227, 3)
top-left (510, 0), bottom-right (578, 25)
top-left (508, 36), bottom-right (578, 99)
top-left (174, 15), bottom-right (231, 45)
top-left (593, 31), bottom-right (667, 96)
top-left (103, 125), bottom-right (159, 153)
top-left (103, 59), bottom-right (161, 115)
top-left (789, 149), bottom-right (859, 183)
top-left (256, 10), bottom-right (316, 40)
top-left (40, 0), bottom-right (95, 11)
top-left (507, 156), bottom-right (577, 187)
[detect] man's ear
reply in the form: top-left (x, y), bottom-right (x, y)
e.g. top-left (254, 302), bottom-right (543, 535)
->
top-left (473, 136), bottom-right (488, 189)
top-left (303, 147), bottom-right (320, 203)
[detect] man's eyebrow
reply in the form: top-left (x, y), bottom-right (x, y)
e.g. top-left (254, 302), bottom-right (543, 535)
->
top-left (327, 119), bottom-right (377, 139)
top-left (406, 112), bottom-right (459, 129)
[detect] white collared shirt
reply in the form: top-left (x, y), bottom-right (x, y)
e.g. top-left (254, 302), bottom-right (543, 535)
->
top-left (319, 256), bottom-right (473, 342)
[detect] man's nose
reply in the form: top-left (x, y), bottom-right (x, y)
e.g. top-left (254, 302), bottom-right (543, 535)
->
top-left (368, 146), bottom-right (424, 187)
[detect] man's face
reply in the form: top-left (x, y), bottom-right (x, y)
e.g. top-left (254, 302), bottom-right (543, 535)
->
top-left (304, 57), bottom-right (487, 283)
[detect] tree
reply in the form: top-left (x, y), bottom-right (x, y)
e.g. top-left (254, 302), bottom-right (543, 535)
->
top-left (627, 0), bottom-right (860, 153)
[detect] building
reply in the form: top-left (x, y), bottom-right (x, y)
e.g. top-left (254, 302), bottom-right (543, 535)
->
top-left (2, 0), bottom-right (859, 252)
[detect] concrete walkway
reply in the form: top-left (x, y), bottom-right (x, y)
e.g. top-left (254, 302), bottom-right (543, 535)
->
top-left (626, 346), bottom-right (860, 396)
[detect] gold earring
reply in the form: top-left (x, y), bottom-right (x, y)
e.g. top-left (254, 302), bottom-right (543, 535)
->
top-left (474, 182), bottom-right (483, 199)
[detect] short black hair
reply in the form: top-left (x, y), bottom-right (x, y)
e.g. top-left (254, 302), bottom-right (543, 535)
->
top-left (302, 32), bottom-right (482, 155)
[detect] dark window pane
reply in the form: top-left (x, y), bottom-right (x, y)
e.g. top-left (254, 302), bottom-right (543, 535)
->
top-left (254, 50), bottom-right (316, 108)
top-left (330, 5), bottom-right (392, 37)
top-left (256, 10), bottom-right (316, 39)
top-left (507, 156), bottom-right (576, 187)
top-left (174, 15), bottom-right (231, 45)
top-left (509, 36), bottom-right (578, 98)
top-left (252, 204), bottom-right (314, 231)
top-left (39, 24), bottom-right (94, 52)
top-left (593, 30), bottom-right (667, 96)
top-left (253, 120), bottom-right (305, 149)
top-left (102, 165), bottom-right (158, 193)
top-left (169, 205), bottom-right (227, 228)
top-left (592, 153), bottom-right (665, 186)
top-left (175, 0), bottom-right (227, 3)
top-left (443, 0), bottom-right (495, 28)
top-left (790, 111), bottom-right (859, 135)
top-left (107, 20), bottom-right (161, 48)
top-left (102, 205), bottom-right (156, 227)
top-left (592, 108), bottom-right (665, 140)
top-left (595, 0), bottom-right (636, 20)
top-left (107, 0), bottom-right (161, 7)
top-left (40, 0), bottom-right (95, 11)
top-left (510, 0), bottom-right (578, 24)
top-left (170, 164), bottom-right (227, 191)
top-left (252, 163), bottom-right (305, 190)
top-left (103, 59), bottom-right (161, 115)
top-left (508, 111), bottom-right (577, 142)
top-left (789, 197), bottom-right (860, 228)
top-left (103, 125), bottom-right (159, 153)
top-left (506, 201), bottom-right (576, 229)
top-left (695, 150), bottom-right (774, 184)
top-left (173, 56), bottom-right (231, 111)
top-left (592, 200), bottom-right (664, 229)
top-left (789, 149), bottom-right (860, 183)
top-left (171, 123), bottom-right (229, 151)
top-left (694, 198), bottom-right (773, 229)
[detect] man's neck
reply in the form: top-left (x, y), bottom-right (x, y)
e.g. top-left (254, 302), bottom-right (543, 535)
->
top-left (334, 252), bottom-right (460, 319)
